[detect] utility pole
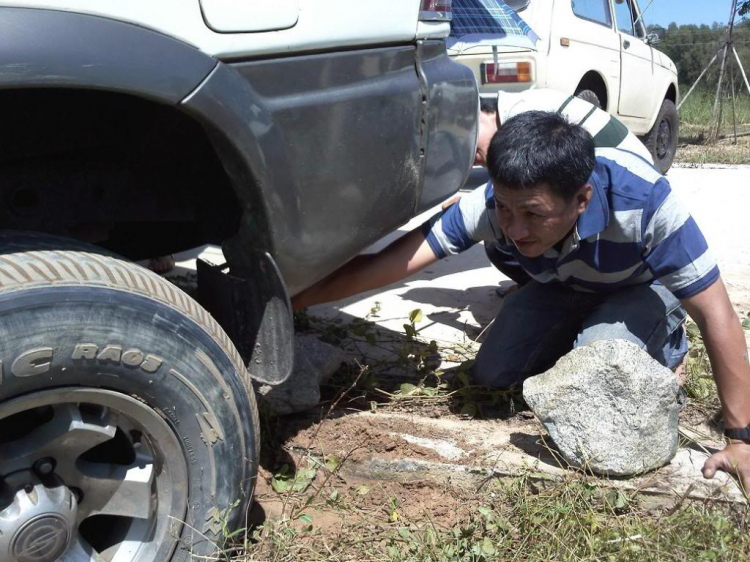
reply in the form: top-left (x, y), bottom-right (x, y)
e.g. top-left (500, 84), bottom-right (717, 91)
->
top-left (708, 0), bottom-right (737, 143)
top-left (679, 0), bottom-right (750, 144)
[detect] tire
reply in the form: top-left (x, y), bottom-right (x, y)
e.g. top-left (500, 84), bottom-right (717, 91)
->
top-left (0, 232), bottom-right (259, 562)
top-left (640, 99), bottom-right (679, 174)
top-left (575, 89), bottom-right (603, 109)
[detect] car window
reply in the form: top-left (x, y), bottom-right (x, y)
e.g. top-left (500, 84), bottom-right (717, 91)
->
top-left (571, 0), bottom-right (612, 27)
top-left (613, 0), bottom-right (636, 35)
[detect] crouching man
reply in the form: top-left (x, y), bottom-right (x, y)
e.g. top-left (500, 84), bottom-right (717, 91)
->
top-left (294, 111), bottom-right (750, 487)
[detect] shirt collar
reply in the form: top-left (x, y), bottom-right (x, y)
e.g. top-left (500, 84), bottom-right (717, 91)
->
top-left (574, 164), bottom-right (609, 242)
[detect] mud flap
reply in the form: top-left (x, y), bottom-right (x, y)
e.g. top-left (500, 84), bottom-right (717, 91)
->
top-left (196, 253), bottom-right (293, 385)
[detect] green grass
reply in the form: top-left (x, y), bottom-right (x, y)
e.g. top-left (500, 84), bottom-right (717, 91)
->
top-left (674, 88), bottom-right (750, 165)
top-left (683, 321), bottom-right (721, 411)
top-left (232, 475), bottom-right (750, 561)
top-left (678, 87), bottom-right (750, 137)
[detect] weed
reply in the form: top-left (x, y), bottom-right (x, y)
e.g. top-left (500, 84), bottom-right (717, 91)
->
top-left (236, 474), bottom-right (750, 561)
top-left (684, 320), bottom-right (720, 411)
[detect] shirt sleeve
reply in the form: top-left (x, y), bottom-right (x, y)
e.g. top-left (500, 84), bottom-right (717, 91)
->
top-left (421, 182), bottom-right (499, 259)
top-left (641, 178), bottom-right (720, 299)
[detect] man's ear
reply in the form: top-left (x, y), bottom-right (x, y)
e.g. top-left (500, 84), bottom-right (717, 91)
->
top-left (575, 184), bottom-right (593, 215)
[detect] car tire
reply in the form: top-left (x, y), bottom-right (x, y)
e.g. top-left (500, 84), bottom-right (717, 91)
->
top-left (0, 232), bottom-right (259, 562)
top-left (575, 89), bottom-right (603, 109)
top-left (641, 99), bottom-right (679, 174)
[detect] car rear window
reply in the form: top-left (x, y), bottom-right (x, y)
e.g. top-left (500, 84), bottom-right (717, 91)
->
top-left (571, 0), bottom-right (612, 27)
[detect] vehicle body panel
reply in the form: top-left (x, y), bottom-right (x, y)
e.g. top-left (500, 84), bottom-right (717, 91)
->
top-left (544, 0), bottom-right (621, 109)
top-left (200, 0), bottom-right (299, 33)
top-left (0, 7), bottom-right (216, 103)
top-left (0, 0), bottom-right (449, 58)
top-left (185, 43), bottom-right (477, 295)
top-left (611, 0), bottom-right (652, 118)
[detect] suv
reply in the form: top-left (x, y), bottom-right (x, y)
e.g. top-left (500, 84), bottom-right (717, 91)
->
top-left (450, 0), bottom-right (679, 173)
top-left (0, 3), bottom-right (477, 561)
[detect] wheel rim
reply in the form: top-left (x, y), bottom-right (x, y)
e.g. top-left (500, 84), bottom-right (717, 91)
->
top-left (656, 117), bottom-right (673, 161)
top-left (0, 389), bottom-right (188, 562)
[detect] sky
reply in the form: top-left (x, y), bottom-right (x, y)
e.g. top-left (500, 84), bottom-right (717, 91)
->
top-left (642, 0), bottom-right (736, 28)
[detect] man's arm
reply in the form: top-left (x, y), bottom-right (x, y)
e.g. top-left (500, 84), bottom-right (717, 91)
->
top-left (680, 277), bottom-right (750, 489)
top-left (291, 228), bottom-right (439, 310)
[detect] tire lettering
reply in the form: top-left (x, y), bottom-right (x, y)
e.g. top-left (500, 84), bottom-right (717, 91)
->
top-left (70, 343), bottom-right (162, 373)
top-left (141, 354), bottom-right (163, 373)
top-left (196, 412), bottom-right (223, 445)
top-left (97, 345), bottom-right (122, 363)
top-left (121, 349), bottom-right (144, 367)
top-left (12, 348), bottom-right (54, 377)
top-left (183, 435), bottom-right (197, 465)
top-left (72, 343), bottom-right (98, 360)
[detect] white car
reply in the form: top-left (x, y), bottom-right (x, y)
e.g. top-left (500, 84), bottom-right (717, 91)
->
top-left (450, 0), bottom-right (680, 173)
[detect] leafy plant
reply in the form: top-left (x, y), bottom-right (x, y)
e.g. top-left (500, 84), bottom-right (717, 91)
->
top-left (271, 463), bottom-right (318, 494)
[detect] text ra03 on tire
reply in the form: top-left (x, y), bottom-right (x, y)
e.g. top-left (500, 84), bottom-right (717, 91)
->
top-left (0, 232), bottom-right (259, 562)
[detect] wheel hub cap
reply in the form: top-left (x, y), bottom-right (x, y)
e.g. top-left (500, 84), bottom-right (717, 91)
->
top-left (0, 389), bottom-right (188, 562)
top-left (1, 475), bottom-right (77, 562)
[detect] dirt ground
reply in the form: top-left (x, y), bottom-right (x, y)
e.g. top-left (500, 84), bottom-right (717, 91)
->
top-left (240, 162), bottom-right (750, 540)
top-left (167, 163), bottom-right (750, 550)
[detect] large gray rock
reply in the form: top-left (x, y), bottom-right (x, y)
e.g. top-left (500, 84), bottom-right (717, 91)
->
top-left (258, 334), bottom-right (344, 415)
top-left (522, 339), bottom-right (681, 476)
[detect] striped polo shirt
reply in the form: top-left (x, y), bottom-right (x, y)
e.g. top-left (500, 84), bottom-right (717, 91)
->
top-left (497, 89), bottom-right (654, 163)
top-left (423, 147), bottom-right (719, 299)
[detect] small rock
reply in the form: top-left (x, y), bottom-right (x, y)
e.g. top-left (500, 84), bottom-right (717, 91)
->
top-left (258, 334), bottom-right (344, 415)
top-left (522, 339), bottom-right (681, 476)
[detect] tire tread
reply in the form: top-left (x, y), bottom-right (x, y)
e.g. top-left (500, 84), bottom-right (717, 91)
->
top-left (0, 232), bottom-right (260, 450)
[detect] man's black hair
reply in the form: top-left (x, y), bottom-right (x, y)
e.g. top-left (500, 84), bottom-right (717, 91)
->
top-left (479, 96), bottom-right (496, 114)
top-left (487, 110), bottom-right (595, 202)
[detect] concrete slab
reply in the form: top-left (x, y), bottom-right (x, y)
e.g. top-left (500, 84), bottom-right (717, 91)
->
top-left (327, 412), bottom-right (745, 504)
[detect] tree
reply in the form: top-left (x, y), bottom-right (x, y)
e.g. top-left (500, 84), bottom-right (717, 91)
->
top-left (740, 1), bottom-right (750, 16)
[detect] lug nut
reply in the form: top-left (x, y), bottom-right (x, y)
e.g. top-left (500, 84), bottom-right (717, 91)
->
top-left (33, 458), bottom-right (55, 476)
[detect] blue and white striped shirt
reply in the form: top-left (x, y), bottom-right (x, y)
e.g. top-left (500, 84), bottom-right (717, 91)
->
top-left (423, 147), bottom-right (718, 299)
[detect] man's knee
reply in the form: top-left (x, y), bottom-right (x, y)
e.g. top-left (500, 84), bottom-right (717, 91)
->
top-left (471, 359), bottom-right (526, 389)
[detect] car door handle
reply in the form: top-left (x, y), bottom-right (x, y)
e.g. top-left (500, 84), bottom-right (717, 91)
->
top-left (623, 39), bottom-right (630, 49)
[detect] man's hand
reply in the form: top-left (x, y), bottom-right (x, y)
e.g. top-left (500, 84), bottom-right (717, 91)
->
top-left (703, 441), bottom-right (750, 493)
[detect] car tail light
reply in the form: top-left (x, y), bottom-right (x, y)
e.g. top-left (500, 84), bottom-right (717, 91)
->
top-left (420, 0), bottom-right (452, 21)
top-left (481, 62), bottom-right (532, 84)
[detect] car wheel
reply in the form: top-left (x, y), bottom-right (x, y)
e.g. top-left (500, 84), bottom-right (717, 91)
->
top-left (575, 89), bottom-right (602, 109)
top-left (641, 99), bottom-right (679, 174)
top-left (0, 232), bottom-right (259, 562)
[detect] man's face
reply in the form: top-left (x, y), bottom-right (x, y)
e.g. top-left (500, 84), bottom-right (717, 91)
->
top-left (474, 111), bottom-right (499, 167)
top-left (494, 183), bottom-right (592, 257)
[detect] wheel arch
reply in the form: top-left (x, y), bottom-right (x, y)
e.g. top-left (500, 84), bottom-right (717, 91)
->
top-left (642, 81), bottom-right (679, 134)
top-left (0, 7), bottom-right (215, 104)
top-left (0, 7), bottom-right (294, 385)
top-left (575, 71), bottom-right (609, 112)
top-left (665, 82), bottom-right (678, 104)
top-left (0, 7), bottom-right (278, 260)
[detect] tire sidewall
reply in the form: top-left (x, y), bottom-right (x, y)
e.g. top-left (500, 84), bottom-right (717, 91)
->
top-left (648, 100), bottom-right (678, 174)
top-left (0, 285), bottom-right (257, 559)
top-left (576, 89), bottom-right (603, 109)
